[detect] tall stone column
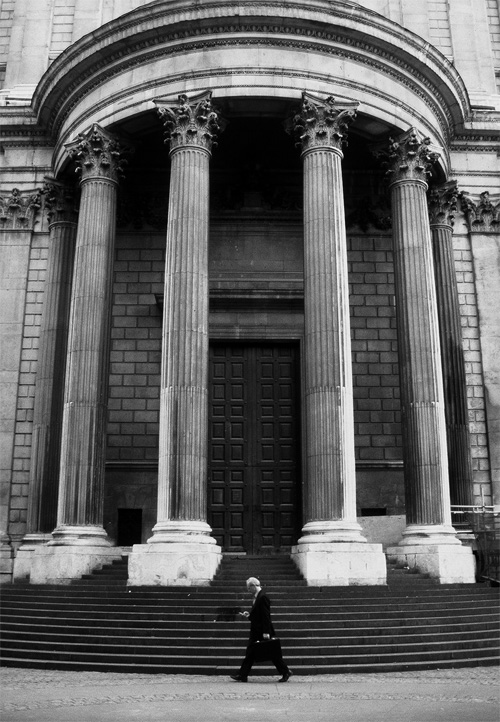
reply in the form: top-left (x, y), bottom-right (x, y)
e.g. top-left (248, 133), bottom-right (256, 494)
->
top-left (381, 129), bottom-right (474, 583)
top-left (286, 92), bottom-right (386, 585)
top-left (0, 188), bottom-right (42, 584)
top-left (14, 180), bottom-right (78, 581)
top-left (128, 92), bottom-right (224, 586)
top-left (428, 181), bottom-right (473, 508)
top-left (460, 191), bottom-right (500, 512)
top-left (31, 125), bottom-right (130, 584)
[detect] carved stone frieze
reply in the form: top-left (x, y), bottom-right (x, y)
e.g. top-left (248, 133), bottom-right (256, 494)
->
top-left (376, 127), bottom-right (440, 185)
top-left (459, 190), bottom-right (500, 233)
top-left (41, 15), bottom-right (459, 144)
top-left (65, 124), bottom-right (131, 183)
top-left (43, 179), bottom-right (79, 226)
top-left (428, 180), bottom-right (458, 227)
top-left (0, 188), bottom-right (42, 230)
top-left (286, 92), bottom-right (358, 154)
top-left (156, 92), bottom-right (225, 154)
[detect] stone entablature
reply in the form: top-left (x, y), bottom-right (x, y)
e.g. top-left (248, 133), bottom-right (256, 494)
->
top-left (27, 1), bottom-right (471, 176)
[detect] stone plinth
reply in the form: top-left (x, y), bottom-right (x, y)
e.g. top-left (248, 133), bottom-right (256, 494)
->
top-left (128, 540), bottom-right (221, 587)
top-left (13, 533), bottom-right (52, 581)
top-left (386, 540), bottom-right (476, 584)
top-left (30, 542), bottom-right (122, 585)
top-left (292, 541), bottom-right (387, 586)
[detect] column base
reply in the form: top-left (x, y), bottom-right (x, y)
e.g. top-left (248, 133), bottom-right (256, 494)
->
top-left (291, 541), bottom-right (387, 586)
top-left (297, 519), bottom-right (372, 544)
top-left (386, 525), bottom-right (476, 583)
top-left (47, 524), bottom-right (112, 546)
top-left (128, 540), bottom-right (222, 586)
top-left (13, 533), bottom-right (52, 581)
top-left (30, 543), bottom-right (122, 584)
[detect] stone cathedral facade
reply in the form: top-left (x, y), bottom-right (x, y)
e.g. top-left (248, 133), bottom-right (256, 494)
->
top-left (0, 1), bottom-right (499, 587)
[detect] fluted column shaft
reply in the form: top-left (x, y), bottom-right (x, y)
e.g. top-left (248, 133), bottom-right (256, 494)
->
top-left (51, 125), bottom-right (129, 544)
top-left (27, 181), bottom-right (77, 537)
top-left (158, 145), bottom-right (210, 525)
top-left (429, 183), bottom-right (473, 507)
top-left (385, 130), bottom-right (453, 534)
top-left (287, 92), bottom-right (363, 542)
top-left (152, 92), bottom-right (224, 541)
top-left (303, 146), bottom-right (356, 523)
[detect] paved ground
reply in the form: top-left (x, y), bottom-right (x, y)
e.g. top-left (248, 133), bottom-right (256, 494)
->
top-left (1, 666), bottom-right (499, 722)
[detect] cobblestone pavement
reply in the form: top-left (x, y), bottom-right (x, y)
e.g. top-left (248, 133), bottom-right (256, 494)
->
top-left (1, 666), bottom-right (499, 722)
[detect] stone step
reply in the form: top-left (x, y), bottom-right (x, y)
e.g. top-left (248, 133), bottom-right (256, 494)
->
top-left (1, 554), bottom-right (498, 675)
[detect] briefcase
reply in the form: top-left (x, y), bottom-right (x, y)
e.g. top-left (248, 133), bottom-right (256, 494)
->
top-left (250, 637), bottom-right (282, 662)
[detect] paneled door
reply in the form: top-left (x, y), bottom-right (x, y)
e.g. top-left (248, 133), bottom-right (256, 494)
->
top-left (208, 343), bottom-right (301, 554)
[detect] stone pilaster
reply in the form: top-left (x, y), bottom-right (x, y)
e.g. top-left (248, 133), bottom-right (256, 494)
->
top-left (0, 188), bottom-right (42, 583)
top-left (14, 180), bottom-right (78, 581)
top-left (128, 92), bottom-right (224, 586)
top-left (286, 92), bottom-right (386, 585)
top-left (428, 181), bottom-right (473, 508)
top-left (31, 126), bottom-right (130, 584)
top-left (460, 191), bottom-right (500, 512)
top-left (380, 129), bottom-right (474, 583)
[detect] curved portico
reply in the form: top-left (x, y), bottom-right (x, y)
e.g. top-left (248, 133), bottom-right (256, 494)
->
top-left (15, 0), bottom-right (481, 586)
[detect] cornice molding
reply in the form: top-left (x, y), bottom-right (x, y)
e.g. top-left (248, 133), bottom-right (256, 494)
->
top-left (31, 4), bottom-right (469, 141)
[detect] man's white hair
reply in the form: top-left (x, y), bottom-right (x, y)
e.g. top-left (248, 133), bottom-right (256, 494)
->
top-left (246, 577), bottom-right (261, 587)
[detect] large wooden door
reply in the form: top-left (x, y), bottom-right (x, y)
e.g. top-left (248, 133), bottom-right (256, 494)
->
top-left (208, 343), bottom-right (301, 554)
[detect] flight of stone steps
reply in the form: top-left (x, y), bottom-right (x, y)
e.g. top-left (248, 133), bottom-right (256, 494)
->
top-left (1, 554), bottom-right (498, 675)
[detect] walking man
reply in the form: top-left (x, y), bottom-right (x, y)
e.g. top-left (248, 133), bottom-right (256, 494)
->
top-left (231, 576), bottom-right (292, 683)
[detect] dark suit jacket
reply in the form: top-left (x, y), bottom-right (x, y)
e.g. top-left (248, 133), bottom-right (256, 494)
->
top-left (248, 590), bottom-right (275, 643)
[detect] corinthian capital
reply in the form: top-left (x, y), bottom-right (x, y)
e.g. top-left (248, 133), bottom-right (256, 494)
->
top-left (0, 187), bottom-right (42, 230)
top-left (459, 191), bottom-right (500, 233)
top-left (286, 92), bottom-right (358, 154)
top-left (156, 91), bottom-right (225, 154)
top-left (428, 181), bottom-right (458, 227)
top-left (65, 124), bottom-right (131, 183)
top-left (377, 128), bottom-right (440, 185)
top-left (43, 179), bottom-right (78, 226)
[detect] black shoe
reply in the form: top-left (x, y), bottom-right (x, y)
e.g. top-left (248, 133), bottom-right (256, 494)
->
top-left (230, 675), bottom-right (247, 683)
top-left (278, 670), bottom-right (292, 683)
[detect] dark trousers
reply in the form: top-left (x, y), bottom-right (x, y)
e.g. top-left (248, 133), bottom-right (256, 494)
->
top-left (239, 642), bottom-right (289, 678)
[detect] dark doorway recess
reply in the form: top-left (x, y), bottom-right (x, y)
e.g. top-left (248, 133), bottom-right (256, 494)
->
top-left (117, 508), bottom-right (142, 546)
top-left (208, 343), bottom-right (301, 554)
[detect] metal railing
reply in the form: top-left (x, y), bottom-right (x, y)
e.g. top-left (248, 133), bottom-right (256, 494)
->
top-left (451, 505), bottom-right (500, 584)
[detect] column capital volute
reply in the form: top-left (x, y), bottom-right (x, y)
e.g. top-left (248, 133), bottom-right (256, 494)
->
top-left (0, 187), bottom-right (43, 230)
top-left (43, 178), bottom-right (79, 227)
top-left (286, 91), bottom-right (358, 156)
top-left (65, 124), bottom-right (132, 184)
top-left (459, 190), bottom-right (500, 233)
top-left (428, 180), bottom-right (458, 228)
top-left (155, 91), bottom-right (225, 155)
top-left (375, 127), bottom-right (440, 187)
